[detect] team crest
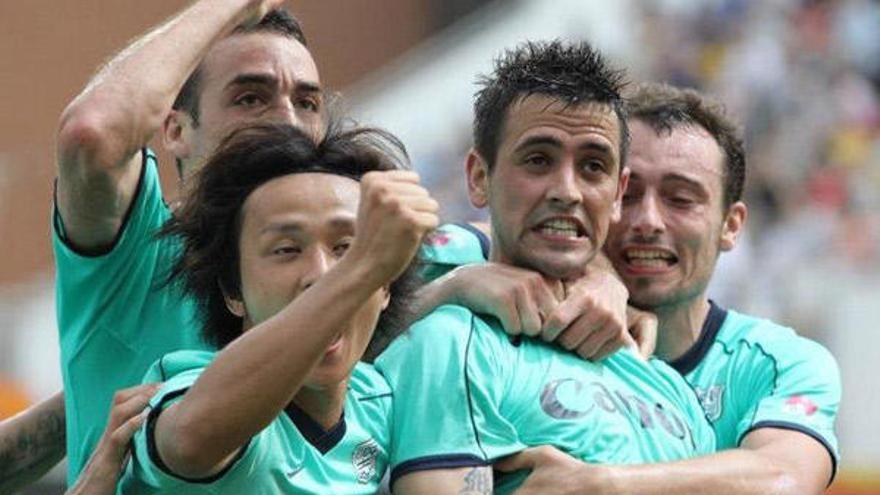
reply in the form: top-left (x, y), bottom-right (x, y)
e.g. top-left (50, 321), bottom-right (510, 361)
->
top-left (694, 385), bottom-right (724, 422)
top-left (352, 438), bottom-right (380, 484)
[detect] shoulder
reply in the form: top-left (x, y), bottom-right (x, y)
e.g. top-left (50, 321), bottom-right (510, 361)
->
top-left (349, 362), bottom-right (393, 399)
top-left (144, 349), bottom-right (216, 383)
top-left (719, 310), bottom-right (837, 371)
top-left (420, 223), bottom-right (489, 265)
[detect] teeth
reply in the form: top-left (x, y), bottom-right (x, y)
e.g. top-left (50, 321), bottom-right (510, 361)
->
top-left (627, 249), bottom-right (673, 260)
top-left (629, 258), bottom-right (669, 268)
top-left (538, 219), bottom-right (580, 237)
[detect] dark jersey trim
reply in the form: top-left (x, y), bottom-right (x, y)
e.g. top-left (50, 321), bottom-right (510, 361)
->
top-left (669, 300), bottom-right (728, 375)
top-left (52, 148), bottom-right (151, 257)
top-left (465, 314), bottom-right (490, 461)
top-left (739, 421), bottom-right (838, 486)
top-left (145, 387), bottom-right (250, 484)
top-left (390, 454), bottom-right (488, 486)
top-left (284, 402), bottom-right (346, 455)
top-left (454, 222), bottom-right (490, 260)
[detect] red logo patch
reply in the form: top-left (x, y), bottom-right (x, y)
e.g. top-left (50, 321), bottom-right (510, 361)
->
top-left (425, 233), bottom-right (451, 246)
top-left (783, 395), bottom-right (818, 416)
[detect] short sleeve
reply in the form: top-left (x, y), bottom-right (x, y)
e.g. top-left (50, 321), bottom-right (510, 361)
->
top-left (419, 224), bottom-right (489, 282)
top-left (374, 306), bottom-right (524, 486)
top-left (736, 338), bottom-right (841, 477)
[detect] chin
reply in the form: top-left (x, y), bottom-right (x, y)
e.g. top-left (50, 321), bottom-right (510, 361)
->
top-left (528, 253), bottom-right (590, 280)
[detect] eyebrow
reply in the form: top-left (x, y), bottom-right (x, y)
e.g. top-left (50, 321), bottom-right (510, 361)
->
top-left (514, 135), bottom-right (613, 155)
top-left (225, 73), bottom-right (322, 95)
top-left (661, 173), bottom-right (706, 190)
top-left (260, 216), bottom-right (355, 235)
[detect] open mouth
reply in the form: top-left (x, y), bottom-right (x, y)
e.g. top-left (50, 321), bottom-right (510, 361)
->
top-left (623, 247), bottom-right (677, 269)
top-left (533, 218), bottom-right (587, 239)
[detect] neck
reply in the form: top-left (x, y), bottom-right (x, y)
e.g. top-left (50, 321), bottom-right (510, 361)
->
top-left (652, 297), bottom-right (711, 362)
top-left (291, 380), bottom-right (348, 430)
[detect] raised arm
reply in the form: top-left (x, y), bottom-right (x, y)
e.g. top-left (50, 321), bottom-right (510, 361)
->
top-left (55, 0), bottom-right (283, 251)
top-left (0, 392), bottom-right (65, 493)
top-left (155, 171), bottom-right (438, 478)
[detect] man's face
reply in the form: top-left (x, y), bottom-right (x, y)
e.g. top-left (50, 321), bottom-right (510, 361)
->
top-left (605, 120), bottom-right (745, 310)
top-left (468, 95), bottom-right (628, 280)
top-left (228, 173), bottom-right (387, 389)
top-left (170, 32), bottom-right (322, 176)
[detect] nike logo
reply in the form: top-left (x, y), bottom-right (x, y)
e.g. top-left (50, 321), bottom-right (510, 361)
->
top-left (286, 466), bottom-right (304, 479)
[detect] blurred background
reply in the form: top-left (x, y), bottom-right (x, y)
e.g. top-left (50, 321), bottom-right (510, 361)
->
top-left (1, 0), bottom-right (878, 493)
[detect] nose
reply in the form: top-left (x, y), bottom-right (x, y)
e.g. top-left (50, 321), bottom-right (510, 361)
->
top-left (300, 247), bottom-right (332, 291)
top-left (547, 161), bottom-right (581, 208)
top-left (629, 192), bottom-right (665, 237)
top-left (268, 100), bottom-right (300, 127)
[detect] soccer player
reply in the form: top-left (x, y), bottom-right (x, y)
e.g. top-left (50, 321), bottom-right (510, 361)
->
top-left (588, 83), bottom-right (838, 494)
top-left (375, 41), bottom-right (717, 495)
top-left (424, 83), bottom-right (842, 494)
top-left (52, 0), bottom-right (320, 483)
top-left (117, 123), bottom-right (438, 493)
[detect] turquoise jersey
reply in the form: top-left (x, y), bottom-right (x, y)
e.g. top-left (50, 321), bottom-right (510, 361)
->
top-left (119, 351), bottom-right (392, 494)
top-left (53, 150), bottom-right (210, 483)
top-left (420, 225), bottom-right (842, 482)
top-left (669, 302), bottom-right (841, 480)
top-left (375, 305), bottom-right (715, 494)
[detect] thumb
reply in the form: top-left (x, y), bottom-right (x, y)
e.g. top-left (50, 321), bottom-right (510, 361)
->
top-left (495, 447), bottom-right (542, 473)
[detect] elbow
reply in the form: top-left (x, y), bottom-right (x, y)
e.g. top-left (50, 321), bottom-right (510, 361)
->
top-left (156, 414), bottom-right (228, 479)
top-left (766, 467), bottom-right (811, 495)
top-left (57, 105), bottom-right (113, 170)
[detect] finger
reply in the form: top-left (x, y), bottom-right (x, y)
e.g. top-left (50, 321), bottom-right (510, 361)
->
top-left (592, 337), bottom-right (626, 362)
top-left (107, 410), bottom-right (148, 459)
top-left (574, 319), bottom-right (615, 360)
top-left (628, 309), bottom-right (658, 358)
top-left (516, 288), bottom-right (543, 338)
top-left (107, 385), bottom-right (159, 430)
top-left (494, 448), bottom-right (540, 473)
top-left (556, 310), bottom-right (602, 350)
top-left (542, 299), bottom-right (586, 343)
top-left (112, 382), bottom-right (161, 404)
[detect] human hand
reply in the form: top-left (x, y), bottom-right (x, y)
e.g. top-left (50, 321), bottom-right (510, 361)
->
top-left (543, 269), bottom-right (634, 361)
top-left (240, 0), bottom-right (288, 28)
top-left (443, 263), bottom-right (562, 337)
top-left (65, 383), bottom-right (160, 495)
top-left (626, 305), bottom-right (658, 358)
top-left (347, 170), bottom-right (439, 286)
top-left (495, 446), bottom-right (616, 495)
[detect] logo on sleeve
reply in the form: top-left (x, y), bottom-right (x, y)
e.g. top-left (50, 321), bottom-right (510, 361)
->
top-left (424, 232), bottom-right (451, 246)
top-left (782, 395), bottom-right (818, 416)
top-left (352, 438), bottom-right (380, 484)
top-left (694, 385), bottom-right (724, 422)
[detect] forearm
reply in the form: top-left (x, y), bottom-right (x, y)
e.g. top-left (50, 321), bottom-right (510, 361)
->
top-left (394, 466), bottom-right (493, 495)
top-left (601, 449), bottom-right (813, 495)
top-left (0, 392), bottom-right (66, 493)
top-left (58, 0), bottom-right (258, 165)
top-left (161, 256), bottom-right (385, 471)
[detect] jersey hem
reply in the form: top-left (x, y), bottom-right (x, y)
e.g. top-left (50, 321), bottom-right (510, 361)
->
top-left (740, 420), bottom-right (838, 486)
top-left (145, 387), bottom-right (251, 484)
top-left (390, 454), bottom-right (489, 486)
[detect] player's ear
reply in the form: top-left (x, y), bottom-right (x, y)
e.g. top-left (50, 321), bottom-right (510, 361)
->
top-left (611, 166), bottom-right (631, 223)
top-left (466, 148), bottom-right (490, 208)
top-left (163, 109), bottom-right (194, 167)
top-left (720, 201), bottom-right (747, 252)
top-left (220, 281), bottom-right (246, 318)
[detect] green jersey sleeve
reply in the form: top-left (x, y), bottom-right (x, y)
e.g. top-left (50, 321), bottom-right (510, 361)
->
top-left (419, 223), bottom-right (489, 282)
top-left (734, 332), bottom-right (841, 470)
top-left (375, 305), bottom-right (525, 486)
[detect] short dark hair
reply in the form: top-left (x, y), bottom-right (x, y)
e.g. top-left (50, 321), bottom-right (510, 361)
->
top-left (473, 40), bottom-right (630, 169)
top-left (172, 9), bottom-right (309, 125)
top-left (159, 122), bottom-right (417, 352)
top-left (626, 82), bottom-right (745, 208)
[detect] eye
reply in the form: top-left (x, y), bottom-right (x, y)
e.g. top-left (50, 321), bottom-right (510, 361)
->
top-left (234, 93), bottom-right (266, 108)
top-left (295, 97), bottom-right (320, 112)
top-left (668, 195), bottom-right (696, 208)
top-left (272, 244), bottom-right (301, 257)
top-left (332, 239), bottom-right (352, 258)
top-left (524, 153), bottom-right (550, 168)
top-left (580, 159), bottom-right (607, 175)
